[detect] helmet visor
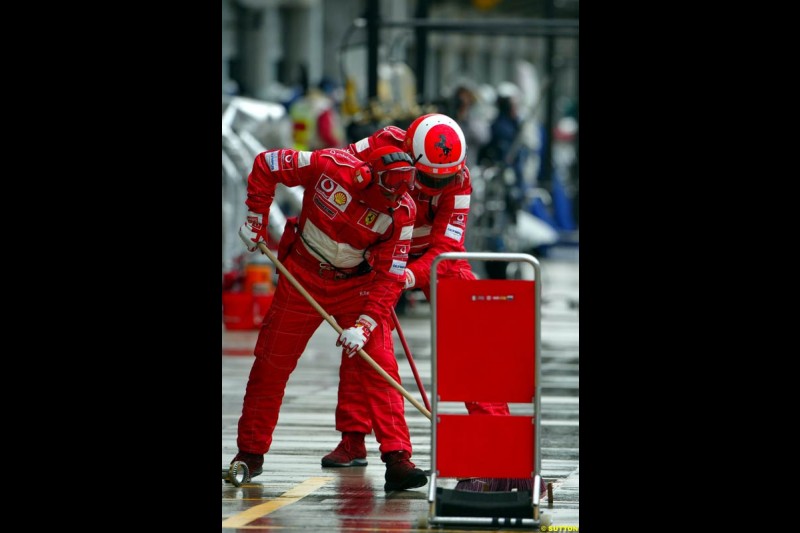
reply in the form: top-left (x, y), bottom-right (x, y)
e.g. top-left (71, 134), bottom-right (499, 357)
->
top-left (417, 171), bottom-right (457, 190)
top-left (377, 166), bottom-right (416, 194)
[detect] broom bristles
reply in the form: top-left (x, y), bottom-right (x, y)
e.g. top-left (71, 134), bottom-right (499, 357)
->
top-left (454, 477), bottom-right (536, 492)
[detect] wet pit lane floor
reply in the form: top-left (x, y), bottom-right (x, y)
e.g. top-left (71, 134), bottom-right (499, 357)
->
top-left (223, 258), bottom-right (578, 532)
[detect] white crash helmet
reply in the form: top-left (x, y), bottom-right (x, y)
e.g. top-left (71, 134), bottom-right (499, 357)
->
top-left (403, 113), bottom-right (467, 178)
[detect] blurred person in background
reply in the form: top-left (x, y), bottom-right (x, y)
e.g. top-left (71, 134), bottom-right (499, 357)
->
top-left (231, 145), bottom-right (428, 492)
top-left (477, 83), bottom-right (529, 278)
top-left (449, 84), bottom-right (491, 168)
top-left (482, 82), bottom-right (528, 196)
top-left (323, 113), bottom-right (544, 494)
top-left (289, 76), bottom-right (346, 151)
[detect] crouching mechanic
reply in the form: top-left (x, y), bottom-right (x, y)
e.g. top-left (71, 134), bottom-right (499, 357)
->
top-left (322, 113), bottom-right (543, 494)
top-left (231, 145), bottom-right (428, 492)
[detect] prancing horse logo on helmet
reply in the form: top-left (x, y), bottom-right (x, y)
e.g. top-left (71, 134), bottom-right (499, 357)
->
top-left (435, 134), bottom-right (451, 157)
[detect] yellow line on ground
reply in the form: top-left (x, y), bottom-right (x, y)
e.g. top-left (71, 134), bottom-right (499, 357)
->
top-left (222, 477), bottom-right (333, 528)
top-left (225, 526), bottom-right (509, 532)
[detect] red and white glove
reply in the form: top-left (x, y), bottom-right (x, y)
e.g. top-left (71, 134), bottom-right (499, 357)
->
top-left (238, 210), bottom-right (268, 252)
top-left (403, 268), bottom-right (416, 289)
top-left (336, 315), bottom-right (377, 358)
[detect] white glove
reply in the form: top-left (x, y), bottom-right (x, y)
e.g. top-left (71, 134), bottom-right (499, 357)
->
top-left (238, 210), bottom-right (268, 252)
top-left (336, 315), bottom-right (377, 357)
top-left (403, 268), bottom-right (416, 289)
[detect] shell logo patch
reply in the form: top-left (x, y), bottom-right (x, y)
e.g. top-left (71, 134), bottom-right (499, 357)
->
top-left (333, 191), bottom-right (348, 206)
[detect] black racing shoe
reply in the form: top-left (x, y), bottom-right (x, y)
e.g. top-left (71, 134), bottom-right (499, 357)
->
top-left (231, 451), bottom-right (264, 482)
top-left (382, 450), bottom-right (427, 491)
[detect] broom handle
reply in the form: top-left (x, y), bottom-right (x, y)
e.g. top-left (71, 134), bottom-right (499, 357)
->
top-left (257, 242), bottom-right (432, 420)
top-left (391, 307), bottom-right (431, 412)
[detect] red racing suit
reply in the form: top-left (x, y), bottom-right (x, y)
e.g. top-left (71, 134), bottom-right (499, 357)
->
top-left (334, 126), bottom-right (509, 432)
top-left (236, 147), bottom-right (418, 457)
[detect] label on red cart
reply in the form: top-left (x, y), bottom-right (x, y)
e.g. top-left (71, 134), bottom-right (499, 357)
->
top-left (471, 294), bottom-right (515, 301)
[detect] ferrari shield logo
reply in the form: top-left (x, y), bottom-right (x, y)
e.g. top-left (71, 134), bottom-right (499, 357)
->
top-left (358, 209), bottom-right (391, 232)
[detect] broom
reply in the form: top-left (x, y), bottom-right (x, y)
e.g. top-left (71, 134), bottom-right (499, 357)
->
top-left (256, 242), bottom-right (431, 420)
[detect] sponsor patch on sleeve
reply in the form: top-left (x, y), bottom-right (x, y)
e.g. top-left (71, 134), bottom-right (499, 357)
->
top-left (355, 138), bottom-right (370, 153)
top-left (298, 151), bottom-right (312, 167)
top-left (389, 259), bottom-right (407, 276)
top-left (444, 224), bottom-right (464, 242)
top-left (400, 225), bottom-right (414, 240)
top-left (265, 151), bottom-right (279, 171)
top-left (393, 243), bottom-right (409, 259)
top-left (453, 195), bottom-right (470, 209)
top-left (450, 213), bottom-right (468, 228)
top-left (281, 151), bottom-right (294, 170)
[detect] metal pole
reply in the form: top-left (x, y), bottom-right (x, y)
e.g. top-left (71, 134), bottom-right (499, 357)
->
top-left (391, 308), bottom-right (431, 412)
top-left (366, 0), bottom-right (379, 101)
top-left (382, 18), bottom-right (578, 35)
top-left (541, 0), bottom-right (556, 189)
top-left (414, 0), bottom-right (431, 104)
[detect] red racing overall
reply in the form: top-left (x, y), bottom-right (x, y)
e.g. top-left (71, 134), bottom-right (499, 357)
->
top-left (330, 126), bottom-right (509, 440)
top-left (236, 147), bottom-right (418, 457)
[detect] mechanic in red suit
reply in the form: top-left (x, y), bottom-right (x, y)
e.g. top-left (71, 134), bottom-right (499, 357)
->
top-left (325, 114), bottom-right (542, 494)
top-left (231, 145), bottom-right (427, 492)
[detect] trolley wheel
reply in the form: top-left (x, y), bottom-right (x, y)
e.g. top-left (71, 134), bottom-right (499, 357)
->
top-left (222, 461), bottom-right (249, 487)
